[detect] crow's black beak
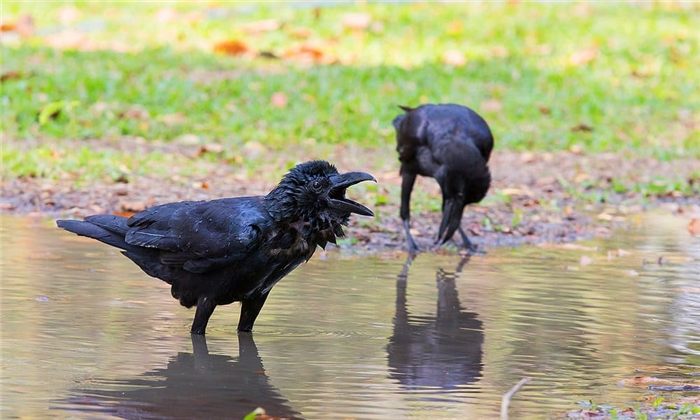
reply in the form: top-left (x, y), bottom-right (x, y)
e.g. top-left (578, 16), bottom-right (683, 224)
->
top-left (437, 197), bottom-right (465, 244)
top-left (328, 171), bottom-right (376, 217)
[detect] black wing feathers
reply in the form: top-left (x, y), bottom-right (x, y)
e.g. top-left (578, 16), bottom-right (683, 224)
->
top-left (123, 198), bottom-right (264, 274)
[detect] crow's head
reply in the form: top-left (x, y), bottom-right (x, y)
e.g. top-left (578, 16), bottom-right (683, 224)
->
top-left (266, 161), bottom-right (375, 240)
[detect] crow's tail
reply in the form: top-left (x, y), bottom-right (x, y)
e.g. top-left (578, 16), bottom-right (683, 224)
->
top-left (57, 215), bottom-right (133, 251)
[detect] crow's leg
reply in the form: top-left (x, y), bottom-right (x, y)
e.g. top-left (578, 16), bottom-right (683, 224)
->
top-left (400, 169), bottom-right (419, 254)
top-left (191, 296), bottom-right (217, 335)
top-left (237, 292), bottom-right (270, 333)
top-left (458, 226), bottom-right (479, 254)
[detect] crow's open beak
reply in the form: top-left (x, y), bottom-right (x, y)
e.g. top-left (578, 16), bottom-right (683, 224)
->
top-left (328, 171), bottom-right (376, 217)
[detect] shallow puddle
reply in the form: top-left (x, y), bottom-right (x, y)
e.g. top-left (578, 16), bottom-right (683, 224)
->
top-left (1, 213), bottom-right (698, 419)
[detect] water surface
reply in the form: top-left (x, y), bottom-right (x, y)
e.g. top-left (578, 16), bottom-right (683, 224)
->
top-left (1, 213), bottom-right (698, 418)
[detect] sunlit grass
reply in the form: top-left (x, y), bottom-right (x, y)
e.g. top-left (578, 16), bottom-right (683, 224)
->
top-left (1, 1), bottom-right (698, 182)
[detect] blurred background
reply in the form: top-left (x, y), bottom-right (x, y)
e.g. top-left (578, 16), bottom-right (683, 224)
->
top-left (2, 1), bottom-right (698, 186)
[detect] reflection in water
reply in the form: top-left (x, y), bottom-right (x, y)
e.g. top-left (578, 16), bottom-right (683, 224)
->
top-left (60, 334), bottom-right (302, 419)
top-left (387, 256), bottom-right (483, 391)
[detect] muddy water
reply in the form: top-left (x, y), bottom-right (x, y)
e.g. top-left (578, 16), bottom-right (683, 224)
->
top-left (1, 213), bottom-right (698, 419)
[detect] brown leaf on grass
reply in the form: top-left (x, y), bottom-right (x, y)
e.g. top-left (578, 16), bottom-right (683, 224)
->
top-left (155, 8), bottom-right (178, 23)
top-left (0, 71), bottom-right (23, 82)
top-left (481, 99), bottom-right (503, 112)
top-left (569, 47), bottom-right (598, 66)
top-left (58, 6), bottom-right (81, 25)
top-left (342, 13), bottom-right (371, 31)
top-left (45, 30), bottom-right (93, 50)
top-left (283, 41), bottom-right (335, 64)
top-left (119, 106), bottom-right (150, 120)
top-left (213, 39), bottom-right (250, 56)
top-left (537, 105), bottom-right (551, 115)
top-left (241, 19), bottom-right (281, 34)
top-left (447, 21), bottom-right (463, 35)
top-left (289, 27), bottom-right (313, 39)
top-left (571, 123), bottom-right (594, 132)
top-left (1, 14), bottom-right (34, 37)
top-left (689, 219), bottom-right (700, 236)
top-left (271, 92), bottom-right (288, 109)
top-left (442, 50), bottom-right (466, 67)
top-left (159, 113), bottom-right (185, 125)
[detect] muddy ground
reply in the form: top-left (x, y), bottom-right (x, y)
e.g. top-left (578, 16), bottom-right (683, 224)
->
top-left (2, 143), bottom-right (698, 253)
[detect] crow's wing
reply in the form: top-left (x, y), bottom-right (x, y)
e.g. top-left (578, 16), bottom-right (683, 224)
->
top-left (125, 197), bottom-right (266, 274)
top-left (422, 104), bottom-right (494, 166)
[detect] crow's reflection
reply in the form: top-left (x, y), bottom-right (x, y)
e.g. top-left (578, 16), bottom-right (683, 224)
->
top-left (387, 256), bottom-right (483, 389)
top-left (62, 334), bottom-right (302, 419)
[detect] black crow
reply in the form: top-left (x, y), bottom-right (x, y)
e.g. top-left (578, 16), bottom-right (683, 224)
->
top-left (393, 103), bottom-right (493, 253)
top-left (57, 161), bottom-right (375, 335)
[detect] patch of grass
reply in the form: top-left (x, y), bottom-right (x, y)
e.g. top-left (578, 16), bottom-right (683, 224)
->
top-left (1, 2), bottom-right (698, 182)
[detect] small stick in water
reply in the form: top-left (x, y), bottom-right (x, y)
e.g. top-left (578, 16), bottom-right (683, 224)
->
top-left (501, 377), bottom-right (531, 420)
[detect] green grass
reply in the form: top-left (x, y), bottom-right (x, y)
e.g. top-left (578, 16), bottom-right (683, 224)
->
top-left (1, 1), bottom-right (698, 182)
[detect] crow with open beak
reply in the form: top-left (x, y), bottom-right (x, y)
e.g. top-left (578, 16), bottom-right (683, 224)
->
top-left (57, 160), bottom-right (375, 334)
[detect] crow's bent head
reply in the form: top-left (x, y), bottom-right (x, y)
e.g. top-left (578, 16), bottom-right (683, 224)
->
top-left (266, 161), bottom-right (375, 236)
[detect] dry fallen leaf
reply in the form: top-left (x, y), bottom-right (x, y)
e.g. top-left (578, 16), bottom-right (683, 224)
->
top-left (290, 27), bottom-right (313, 39)
top-left (481, 99), bottom-right (503, 113)
top-left (271, 92), bottom-right (288, 108)
top-left (342, 13), bottom-right (371, 31)
top-left (283, 41), bottom-right (335, 64)
top-left (213, 39), bottom-right (250, 56)
top-left (571, 123), bottom-right (594, 132)
top-left (155, 8), bottom-right (178, 23)
top-left (45, 30), bottom-right (92, 50)
top-left (58, 6), bottom-right (81, 24)
top-left (689, 219), bottom-right (700, 235)
top-left (1, 14), bottom-right (34, 37)
top-left (442, 50), bottom-right (466, 67)
top-left (569, 47), bottom-right (598, 66)
top-left (241, 19), bottom-right (281, 34)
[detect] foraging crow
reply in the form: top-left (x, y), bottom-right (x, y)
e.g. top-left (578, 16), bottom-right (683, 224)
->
top-left (57, 161), bottom-right (375, 335)
top-left (393, 104), bottom-right (493, 253)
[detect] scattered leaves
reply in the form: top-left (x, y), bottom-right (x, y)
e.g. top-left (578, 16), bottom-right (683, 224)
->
top-left (571, 123), bottom-right (594, 133)
top-left (481, 99), bottom-right (503, 113)
top-left (271, 92), bottom-right (288, 108)
top-left (442, 50), bottom-right (466, 67)
top-left (241, 19), bottom-right (281, 34)
top-left (689, 219), bottom-right (700, 236)
top-left (569, 47), bottom-right (598, 66)
top-left (342, 13), bottom-right (371, 31)
top-left (213, 39), bottom-right (250, 56)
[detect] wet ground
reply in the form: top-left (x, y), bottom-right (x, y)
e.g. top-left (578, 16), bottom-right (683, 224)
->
top-left (2, 148), bottom-right (699, 251)
top-left (1, 212), bottom-right (699, 419)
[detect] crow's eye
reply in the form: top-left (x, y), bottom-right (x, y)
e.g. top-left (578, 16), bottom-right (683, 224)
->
top-left (311, 180), bottom-right (322, 191)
